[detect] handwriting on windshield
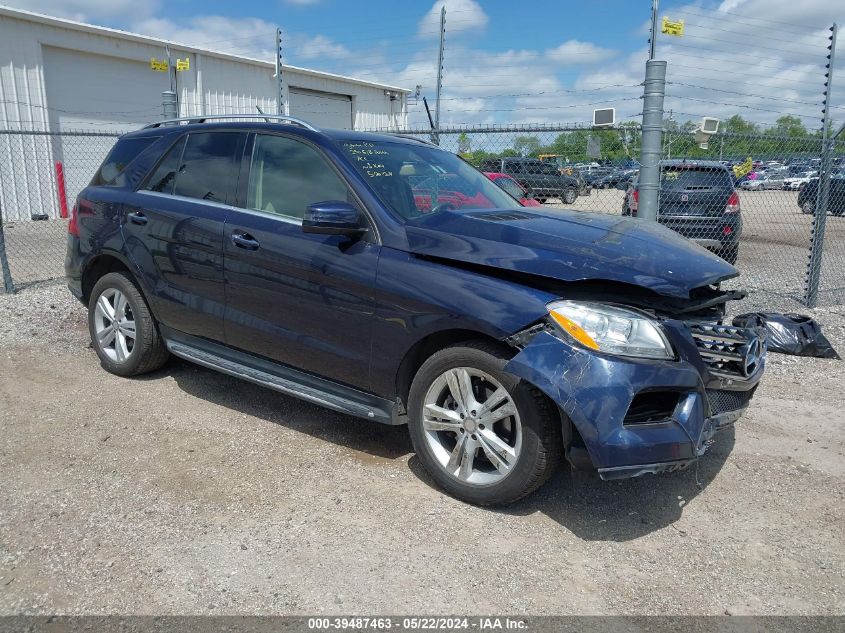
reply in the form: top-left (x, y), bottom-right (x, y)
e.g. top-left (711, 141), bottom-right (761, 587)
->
top-left (343, 142), bottom-right (393, 178)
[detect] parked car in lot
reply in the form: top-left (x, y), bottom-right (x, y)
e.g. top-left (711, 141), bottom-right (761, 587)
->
top-left (478, 157), bottom-right (580, 204)
top-left (537, 155), bottom-right (592, 196)
top-left (739, 173), bottom-right (786, 190)
top-left (66, 116), bottom-right (766, 506)
top-left (622, 160), bottom-right (742, 264)
top-left (797, 171), bottom-right (845, 215)
top-left (782, 171), bottom-right (818, 191)
top-left (592, 168), bottom-right (638, 189)
top-left (484, 172), bottom-right (541, 207)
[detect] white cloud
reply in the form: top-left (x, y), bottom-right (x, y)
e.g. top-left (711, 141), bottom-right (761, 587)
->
top-left (292, 34), bottom-right (352, 60)
top-left (2, 0), bottom-right (158, 21)
top-left (418, 0), bottom-right (488, 38)
top-left (130, 15), bottom-right (278, 59)
top-left (546, 40), bottom-right (616, 65)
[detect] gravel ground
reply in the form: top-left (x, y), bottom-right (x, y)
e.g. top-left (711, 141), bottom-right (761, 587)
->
top-left (0, 281), bottom-right (843, 616)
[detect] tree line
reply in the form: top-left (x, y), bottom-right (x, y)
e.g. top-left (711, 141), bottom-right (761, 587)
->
top-left (459, 115), bottom-right (837, 167)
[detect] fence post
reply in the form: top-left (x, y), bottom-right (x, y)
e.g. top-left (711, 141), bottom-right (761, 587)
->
top-left (637, 59), bottom-right (667, 222)
top-left (162, 90), bottom-right (178, 120)
top-left (0, 205), bottom-right (14, 294)
top-left (433, 5), bottom-right (446, 145)
top-left (804, 22), bottom-right (837, 308)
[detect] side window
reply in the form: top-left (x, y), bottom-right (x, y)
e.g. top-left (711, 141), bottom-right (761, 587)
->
top-left (173, 132), bottom-right (243, 204)
top-left (93, 136), bottom-right (159, 186)
top-left (247, 134), bottom-right (350, 220)
top-left (142, 136), bottom-right (186, 195)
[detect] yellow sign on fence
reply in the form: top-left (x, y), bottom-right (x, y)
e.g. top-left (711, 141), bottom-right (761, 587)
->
top-left (661, 16), bottom-right (685, 37)
top-left (733, 157), bottom-right (754, 179)
top-left (150, 58), bottom-right (168, 72)
top-left (176, 58), bottom-right (190, 71)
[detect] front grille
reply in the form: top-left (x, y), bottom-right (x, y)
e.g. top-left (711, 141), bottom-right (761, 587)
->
top-left (706, 386), bottom-right (756, 415)
top-left (688, 322), bottom-right (765, 380)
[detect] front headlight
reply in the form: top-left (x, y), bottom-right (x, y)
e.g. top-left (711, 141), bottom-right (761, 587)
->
top-left (547, 300), bottom-right (674, 360)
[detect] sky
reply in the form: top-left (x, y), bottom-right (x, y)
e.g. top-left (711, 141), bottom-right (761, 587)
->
top-left (5, 0), bottom-right (845, 130)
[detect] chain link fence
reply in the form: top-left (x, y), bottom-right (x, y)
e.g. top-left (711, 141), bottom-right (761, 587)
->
top-left (1, 125), bottom-right (843, 311)
top-left (0, 129), bottom-right (131, 288)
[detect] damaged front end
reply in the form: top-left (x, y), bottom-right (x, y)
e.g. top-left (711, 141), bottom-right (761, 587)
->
top-left (502, 284), bottom-right (767, 480)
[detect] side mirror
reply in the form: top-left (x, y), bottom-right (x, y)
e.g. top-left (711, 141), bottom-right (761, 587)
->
top-left (302, 201), bottom-right (366, 237)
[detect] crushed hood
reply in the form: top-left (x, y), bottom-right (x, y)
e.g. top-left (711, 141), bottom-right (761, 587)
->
top-left (403, 208), bottom-right (739, 300)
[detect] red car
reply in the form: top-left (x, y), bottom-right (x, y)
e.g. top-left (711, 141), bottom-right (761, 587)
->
top-left (484, 172), bottom-right (542, 207)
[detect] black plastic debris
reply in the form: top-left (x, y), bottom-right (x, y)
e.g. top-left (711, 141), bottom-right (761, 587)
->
top-left (732, 313), bottom-right (840, 360)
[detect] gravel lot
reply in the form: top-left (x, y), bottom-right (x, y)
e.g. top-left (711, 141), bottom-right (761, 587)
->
top-left (0, 281), bottom-right (843, 616)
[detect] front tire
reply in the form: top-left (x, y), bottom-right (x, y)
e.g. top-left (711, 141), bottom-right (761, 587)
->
top-left (407, 341), bottom-right (562, 506)
top-left (801, 200), bottom-right (815, 215)
top-left (563, 187), bottom-right (577, 204)
top-left (719, 243), bottom-right (739, 265)
top-left (88, 272), bottom-right (169, 377)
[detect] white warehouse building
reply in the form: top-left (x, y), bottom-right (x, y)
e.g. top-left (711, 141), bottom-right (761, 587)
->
top-left (0, 6), bottom-right (410, 221)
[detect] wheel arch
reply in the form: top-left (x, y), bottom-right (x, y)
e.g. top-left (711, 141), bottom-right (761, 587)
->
top-left (394, 329), bottom-right (513, 409)
top-left (81, 252), bottom-right (143, 305)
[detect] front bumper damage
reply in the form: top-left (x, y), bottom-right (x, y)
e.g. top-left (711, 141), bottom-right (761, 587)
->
top-left (504, 320), bottom-right (765, 479)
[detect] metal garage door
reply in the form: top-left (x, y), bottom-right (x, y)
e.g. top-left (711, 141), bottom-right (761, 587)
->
top-left (289, 88), bottom-right (353, 130)
top-left (41, 46), bottom-right (169, 217)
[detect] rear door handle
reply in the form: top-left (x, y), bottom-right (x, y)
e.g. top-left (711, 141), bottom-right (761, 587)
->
top-left (231, 232), bottom-right (260, 250)
top-left (127, 211), bottom-right (148, 226)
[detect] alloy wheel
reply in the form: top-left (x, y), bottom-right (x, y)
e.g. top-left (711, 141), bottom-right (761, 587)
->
top-left (421, 367), bottom-right (522, 485)
top-left (93, 288), bottom-right (136, 362)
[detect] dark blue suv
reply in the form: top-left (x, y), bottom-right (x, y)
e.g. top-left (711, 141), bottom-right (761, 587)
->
top-left (66, 115), bottom-right (766, 505)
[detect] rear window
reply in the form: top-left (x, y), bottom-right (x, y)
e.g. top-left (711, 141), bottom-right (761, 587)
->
top-left (92, 136), bottom-right (159, 186)
top-left (661, 167), bottom-right (732, 190)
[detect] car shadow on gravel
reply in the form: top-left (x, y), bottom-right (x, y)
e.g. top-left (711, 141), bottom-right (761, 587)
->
top-left (408, 426), bottom-right (736, 541)
top-left (158, 358), bottom-right (414, 460)
top-left (499, 426), bottom-right (736, 541)
top-left (154, 357), bottom-right (734, 540)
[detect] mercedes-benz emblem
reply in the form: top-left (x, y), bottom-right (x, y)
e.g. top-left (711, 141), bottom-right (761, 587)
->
top-left (743, 339), bottom-right (762, 377)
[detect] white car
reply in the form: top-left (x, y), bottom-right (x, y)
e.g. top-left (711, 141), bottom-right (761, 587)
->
top-left (782, 171), bottom-right (818, 191)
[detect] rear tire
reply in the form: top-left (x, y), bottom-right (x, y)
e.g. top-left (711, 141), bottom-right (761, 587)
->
top-left (407, 341), bottom-right (562, 506)
top-left (88, 272), bottom-right (169, 377)
top-left (801, 200), bottom-right (815, 215)
top-left (719, 243), bottom-right (739, 265)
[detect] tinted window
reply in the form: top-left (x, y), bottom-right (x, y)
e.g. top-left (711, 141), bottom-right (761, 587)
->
top-left (142, 136), bottom-right (186, 195)
top-left (247, 135), bottom-right (349, 220)
top-left (93, 136), bottom-right (159, 186)
top-left (661, 167), bottom-right (732, 190)
top-left (173, 132), bottom-right (243, 204)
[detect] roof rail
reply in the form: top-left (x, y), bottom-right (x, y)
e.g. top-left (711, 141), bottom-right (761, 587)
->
top-left (143, 114), bottom-right (319, 131)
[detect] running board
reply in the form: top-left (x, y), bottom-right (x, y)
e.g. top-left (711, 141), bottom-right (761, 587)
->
top-left (162, 333), bottom-right (398, 425)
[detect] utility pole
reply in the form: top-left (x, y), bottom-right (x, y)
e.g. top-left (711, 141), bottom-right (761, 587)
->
top-left (637, 0), bottom-right (665, 222)
top-left (805, 22), bottom-right (838, 307)
top-left (161, 44), bottom-right (178, 120)
top-left (433, 5), bottom-right (446, 145)
top-left (275, 28), bottom-right (288, 115)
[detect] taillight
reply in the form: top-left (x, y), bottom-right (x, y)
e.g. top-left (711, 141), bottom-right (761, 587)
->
top-left (725, 191), bottom-right (741, 214)
top-left (68, 202), bottom-right (79, 236)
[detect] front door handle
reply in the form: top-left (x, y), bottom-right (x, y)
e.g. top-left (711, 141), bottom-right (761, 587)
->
top-left (127, 211), bottom-right (148, 226)
top-left (231, 232), bottom-right (260, 250)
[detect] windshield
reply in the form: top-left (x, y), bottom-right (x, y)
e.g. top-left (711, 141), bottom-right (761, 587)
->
top-left (493, 176), bottom-right (526, 200)
top-left (339, 139), bottom-right (518, 219)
